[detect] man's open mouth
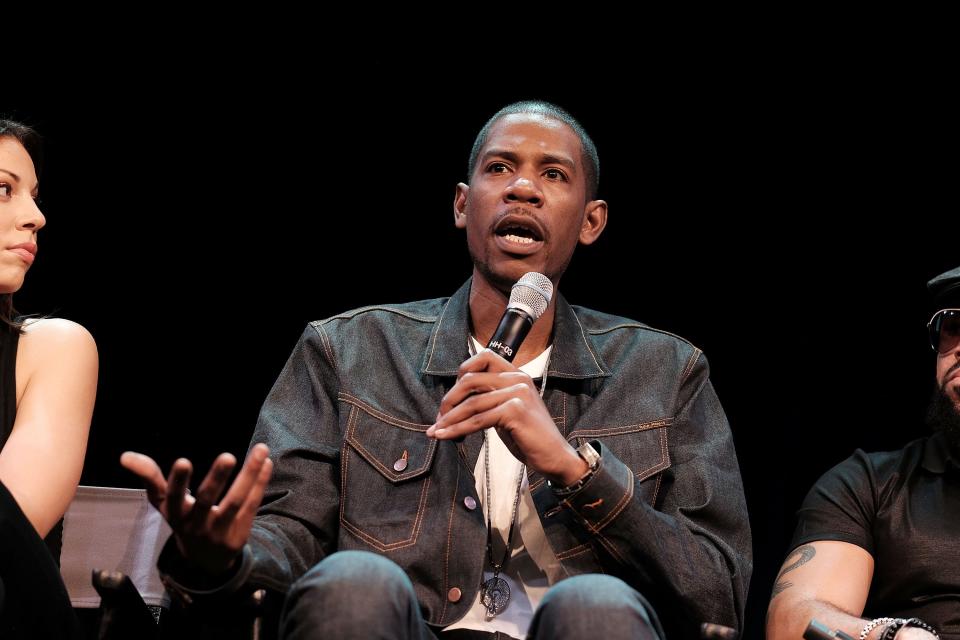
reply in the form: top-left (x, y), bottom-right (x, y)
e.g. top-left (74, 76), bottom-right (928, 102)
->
top-left (494, 215), bottom-right (545, 248)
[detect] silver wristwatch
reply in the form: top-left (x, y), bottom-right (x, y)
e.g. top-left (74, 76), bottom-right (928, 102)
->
top-left (550, 441), bottom-right (601, 496)
top-left (576, 441), bottom-right (601, 470)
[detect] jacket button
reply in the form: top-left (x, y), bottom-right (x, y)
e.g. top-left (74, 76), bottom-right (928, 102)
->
top-left (447, 587), bottom-right (462, 603)
top-left (463, 496), bottom-right (477, 511)
top-left (393, 457), bottom-right (408, 472)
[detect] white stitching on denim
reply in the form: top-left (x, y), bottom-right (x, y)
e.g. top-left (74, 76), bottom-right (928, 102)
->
top-left (568, 496), bottom-right (629, 565)
top-left (344, 407), bottom-right (438, 481)
top-left (545, 369), bottom-right (605, 378)
top-left (587, 323), bottom-right (700, 350)
top-left (633, 428), bottom-right (671, 482)
top-left (649, 470), bottom-right (663, 506)
top-left (438, 457), bottom-right (461, 624)
top-left (424, 295), bottom-right (454, 372)
top-left (347, 433), bottom-right (437, 482)
top-left (338, 406), bottom-right (359, 529)
top-left (590, 466), bottom-right (635, 531)
top-left (556, 543), bottom-right (593, 560)
top-left (309, 322), bottom-right (337, 370)
top-left (339, 473), bottom-right (432, 551)
top-left (679, 348), bottom-right (702, 389)
top-left (339, 405), bottom-right (435, 551)
top-left (455, 431), bottom-right (475, 478)
top-left (324, 305), bottom-right (438, 324)
top-left (340, 447), bottom-right (433, 552)
top-left (587, 322), bottom-right (646, 333)
top-left (567, 418), bottom-right (672, 439)
top-left (338, 393), bottom-right (432, 431)
top-left (570, 310), bottom-right (606, 375)
top-left (595, 531), bottom-right (627, 564)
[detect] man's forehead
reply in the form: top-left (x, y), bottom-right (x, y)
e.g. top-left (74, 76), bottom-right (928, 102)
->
top-left (483, 113), bottom-right (582, 157)
top-left (484, 113), bottom-right (581, 148)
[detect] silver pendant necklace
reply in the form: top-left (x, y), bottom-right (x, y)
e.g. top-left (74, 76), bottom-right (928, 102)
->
top-left (480, 434), bottom-right (524, 617)
top-left (472, 337), bottom-right (551, 617)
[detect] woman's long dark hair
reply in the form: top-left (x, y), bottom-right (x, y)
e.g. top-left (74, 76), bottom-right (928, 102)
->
top-left (0, 119), bottom-right (43, 333)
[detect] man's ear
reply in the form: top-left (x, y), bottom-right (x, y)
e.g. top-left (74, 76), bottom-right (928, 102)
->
top-left (578, 199), bottom-right (608, 245)
top-left (453, 182), bottom-right (469, 229)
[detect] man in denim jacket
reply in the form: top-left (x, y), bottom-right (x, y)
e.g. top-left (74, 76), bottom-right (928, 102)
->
top-left (123, 101), bottom-right (752, 639)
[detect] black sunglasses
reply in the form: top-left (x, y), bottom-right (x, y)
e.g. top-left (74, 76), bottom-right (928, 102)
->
top-left (927, 309), bottom-right (960, 354)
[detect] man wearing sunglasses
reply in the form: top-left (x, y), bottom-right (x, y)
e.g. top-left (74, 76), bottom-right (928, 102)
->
top-left (766, 266), bottom-right (960, 640)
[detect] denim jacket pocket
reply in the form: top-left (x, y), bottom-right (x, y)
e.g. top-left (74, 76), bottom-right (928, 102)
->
top-left (340, 400), bottom-right (437, 552)
top-left (569, 418), bottom-right (672, 506)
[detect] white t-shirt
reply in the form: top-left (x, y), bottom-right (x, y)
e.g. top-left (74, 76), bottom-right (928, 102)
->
top-left (444, 339), bottom-right (563, 639)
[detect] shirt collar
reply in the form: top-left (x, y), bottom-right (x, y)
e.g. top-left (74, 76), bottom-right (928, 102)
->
top-left (420, 277), bottom-right (610, 380)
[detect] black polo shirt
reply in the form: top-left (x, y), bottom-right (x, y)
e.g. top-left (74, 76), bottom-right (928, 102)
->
top-left (790, 431), bottom-right (960, 635)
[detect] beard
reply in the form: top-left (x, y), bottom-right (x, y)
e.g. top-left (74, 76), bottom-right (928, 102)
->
top-left (925, 379), bottom-right (960, 453)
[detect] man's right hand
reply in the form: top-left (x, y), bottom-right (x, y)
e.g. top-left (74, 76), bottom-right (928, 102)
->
top-left (120, 443), bottom-right (273, 576)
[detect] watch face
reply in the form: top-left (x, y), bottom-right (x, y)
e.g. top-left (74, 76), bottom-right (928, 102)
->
top-left (578, 442), bottom-right (600, 468)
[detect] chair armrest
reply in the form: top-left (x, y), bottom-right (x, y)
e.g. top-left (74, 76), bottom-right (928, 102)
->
top-left (160, 585), bottom-right (282, 640)
top-left (92, 569), bottom-right (160, 640)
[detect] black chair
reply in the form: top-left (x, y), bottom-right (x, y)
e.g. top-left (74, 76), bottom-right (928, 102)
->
top-left (92, 568), bottom-right (280, 640)
top-left (60, 486), bottom-right (280, 639)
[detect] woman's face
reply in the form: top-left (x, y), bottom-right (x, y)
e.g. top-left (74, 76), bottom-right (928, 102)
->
top-left (0, 136), bottom-right (45, 294)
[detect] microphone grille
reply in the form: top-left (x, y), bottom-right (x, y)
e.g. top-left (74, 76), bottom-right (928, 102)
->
top-left (509, 272), bottom-right (553, 320)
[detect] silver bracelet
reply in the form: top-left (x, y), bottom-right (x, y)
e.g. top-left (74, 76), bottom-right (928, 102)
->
top-left (860, 618), bottom-right (899, 640)
top-left (549, 442), bottom-right (600, 496)
top-left (549, 463), bottom-right (597, 496)
top-left (901, 618), bottom-right (940, 639)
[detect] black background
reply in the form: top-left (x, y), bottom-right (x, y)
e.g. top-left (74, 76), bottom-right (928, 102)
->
top-left (5, 51), bottom-right (955, 637)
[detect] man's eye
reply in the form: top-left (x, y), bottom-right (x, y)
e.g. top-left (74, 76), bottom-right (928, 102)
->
top-left (0, 184), bottom-right (10, 197)
top-left (943, 319), bottom-right (960, 336)
top-left (544, 169), bottom-right (566, 180)
top-left (488, 163), bottom-right (509, 173)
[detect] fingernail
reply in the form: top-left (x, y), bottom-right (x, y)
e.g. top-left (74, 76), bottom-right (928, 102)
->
top-left (426, 426), bottom-right (436, 436)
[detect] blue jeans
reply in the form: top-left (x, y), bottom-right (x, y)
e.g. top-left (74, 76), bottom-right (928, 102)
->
top-left (279, 551), bottom-right (664, 640)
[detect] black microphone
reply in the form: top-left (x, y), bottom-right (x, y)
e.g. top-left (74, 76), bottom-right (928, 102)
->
top-left (485, 272), bottom-right (553, 363)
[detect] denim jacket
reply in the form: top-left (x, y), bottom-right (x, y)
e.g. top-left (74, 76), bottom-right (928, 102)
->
top-left (161, 279), bottom-right (751, 638)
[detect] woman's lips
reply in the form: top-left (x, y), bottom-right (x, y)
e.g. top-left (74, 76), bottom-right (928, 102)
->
top-left (6, 248), bottom-right (35, 265)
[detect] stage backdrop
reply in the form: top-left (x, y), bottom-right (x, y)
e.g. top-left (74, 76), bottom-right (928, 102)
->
top-left (7, 62), bottom-right (953, 638)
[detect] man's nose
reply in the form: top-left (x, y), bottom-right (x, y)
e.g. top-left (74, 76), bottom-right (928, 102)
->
top-left (503, 175), bottom-right (543, 206)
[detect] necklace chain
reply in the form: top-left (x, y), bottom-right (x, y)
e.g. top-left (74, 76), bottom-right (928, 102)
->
top-left (469, 336), bottom-right (551, 616)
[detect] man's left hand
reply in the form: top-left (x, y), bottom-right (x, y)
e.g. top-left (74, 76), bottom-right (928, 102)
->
top-left (426, 349), bottom-right (588, 485)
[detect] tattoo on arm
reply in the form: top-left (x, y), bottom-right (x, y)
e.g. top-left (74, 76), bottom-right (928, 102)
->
top-left (771, 544), bottom-right (816, 598)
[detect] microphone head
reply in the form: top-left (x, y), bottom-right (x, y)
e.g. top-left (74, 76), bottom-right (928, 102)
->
top-left (508, 272), bottom-right (553, 321)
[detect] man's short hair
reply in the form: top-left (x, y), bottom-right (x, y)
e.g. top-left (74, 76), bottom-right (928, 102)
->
top-left (467, 101), bottom-right (600, 200)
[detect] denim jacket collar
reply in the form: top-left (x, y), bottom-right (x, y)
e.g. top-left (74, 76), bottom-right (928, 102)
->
top-left (420, 278), bottom-right (612, 380)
